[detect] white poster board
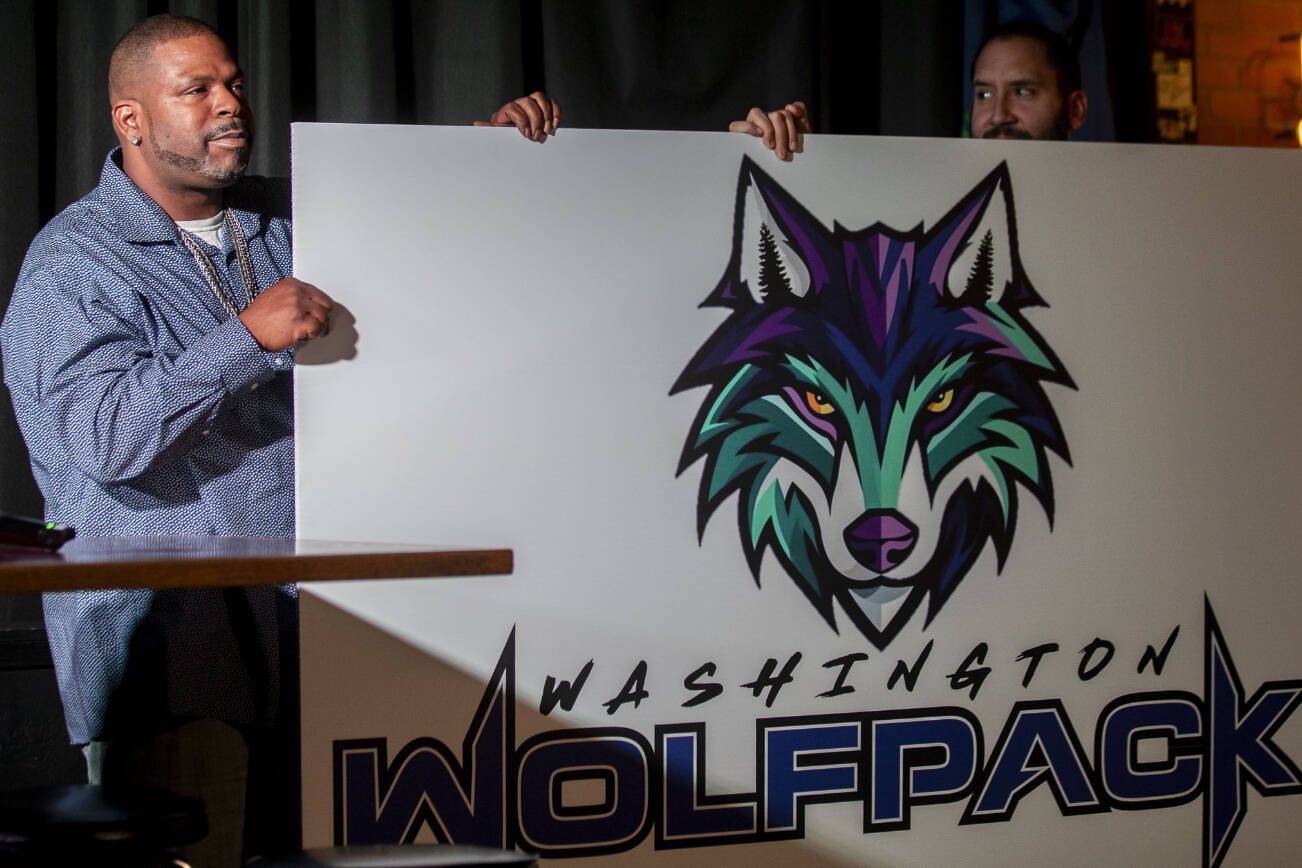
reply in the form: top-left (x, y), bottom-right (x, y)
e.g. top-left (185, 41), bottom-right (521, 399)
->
top-left (293, 124), bottom-right (1302, 866)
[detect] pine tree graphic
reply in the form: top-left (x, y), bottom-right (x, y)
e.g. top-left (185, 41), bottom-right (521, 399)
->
top-left (757, 223), bottom-right (789, 299)
top-left (965, 229), bottom-right (995, 300)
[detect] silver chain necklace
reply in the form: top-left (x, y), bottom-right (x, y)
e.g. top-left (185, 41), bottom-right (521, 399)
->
top-left (177, 210), bottom-right (260, 319)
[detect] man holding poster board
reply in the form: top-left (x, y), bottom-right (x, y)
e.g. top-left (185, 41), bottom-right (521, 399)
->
top-left (1, 13), bottom-right (557, 865)
top-left (733, 20), bottom-right (1090, 157)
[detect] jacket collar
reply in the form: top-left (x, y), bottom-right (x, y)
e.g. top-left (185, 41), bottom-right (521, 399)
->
top-left (97, 148), bottom-right (265, 244)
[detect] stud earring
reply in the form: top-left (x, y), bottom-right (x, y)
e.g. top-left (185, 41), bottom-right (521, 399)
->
top-left (130, 136), bottom-right (141, 146)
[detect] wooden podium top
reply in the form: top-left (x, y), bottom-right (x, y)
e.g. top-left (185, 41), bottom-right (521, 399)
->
top-left (0, 536), bottom-right (513, 594)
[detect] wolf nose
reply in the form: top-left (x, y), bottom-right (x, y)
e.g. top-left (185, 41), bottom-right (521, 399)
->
top-left (843, 510), bottom-right (918, 574)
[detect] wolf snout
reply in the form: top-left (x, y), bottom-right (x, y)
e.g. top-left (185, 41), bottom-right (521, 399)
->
top-left (843, 510), bottom-right (918, 574)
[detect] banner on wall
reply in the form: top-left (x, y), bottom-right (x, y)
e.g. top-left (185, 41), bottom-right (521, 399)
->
top-left (292, 124), bottom-right (1302, 866)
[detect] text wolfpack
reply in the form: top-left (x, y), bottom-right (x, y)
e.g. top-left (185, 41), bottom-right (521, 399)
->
top-left (332, 603), bottom-right (1302, 867)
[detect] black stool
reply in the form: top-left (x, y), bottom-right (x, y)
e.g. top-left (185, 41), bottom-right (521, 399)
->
top-left (0, 784), bottom-right (206, 867)
top-left (250, 844), bottom-right (537, 867)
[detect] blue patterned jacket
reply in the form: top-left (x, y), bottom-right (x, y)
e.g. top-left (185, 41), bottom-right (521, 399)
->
top-left (2, 150), bottom-right (298, 744)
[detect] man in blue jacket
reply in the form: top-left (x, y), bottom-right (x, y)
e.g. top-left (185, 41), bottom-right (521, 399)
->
top-left (1, 13), bottom-right (557, 865)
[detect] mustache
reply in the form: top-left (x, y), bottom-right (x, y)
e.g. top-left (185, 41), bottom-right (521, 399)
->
top-left (981, 123), bottom-right (1031, 140)
top-left (206, 121), bottom-right (251, 143)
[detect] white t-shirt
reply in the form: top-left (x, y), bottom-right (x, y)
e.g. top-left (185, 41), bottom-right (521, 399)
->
top-left (175, 211), bottom-right (225, 249)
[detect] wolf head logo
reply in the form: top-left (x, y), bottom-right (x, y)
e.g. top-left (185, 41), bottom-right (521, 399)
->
top-left (673, 158), bottom-right (1072, 649)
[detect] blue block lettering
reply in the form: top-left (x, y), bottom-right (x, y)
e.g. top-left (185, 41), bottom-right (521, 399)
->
top-left (964, 701), bottom-right (1101, 823)
top-left (869, 712), bottom-right (979, 829)
top-left (516, 730), bottom-right (652, 855)
top-left (1098, 694), bottom-right (1202, 808)
top-left (763, 721), bottom-right (861, 833)
top-left (658, 726), bottom-right (757, 845)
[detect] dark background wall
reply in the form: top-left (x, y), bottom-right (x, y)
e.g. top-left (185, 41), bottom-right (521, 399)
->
top-left (0, 0), bottom-right (1141, 787)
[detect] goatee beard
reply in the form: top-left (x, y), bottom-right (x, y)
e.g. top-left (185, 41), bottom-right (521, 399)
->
top-left (150, 132), bottom-right (251, 184)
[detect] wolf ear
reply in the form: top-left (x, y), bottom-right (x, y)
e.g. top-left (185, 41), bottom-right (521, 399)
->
top-left (929, 163), bottom-right (1030, 307)
top-left (735, 161), bottom-right (814, 304)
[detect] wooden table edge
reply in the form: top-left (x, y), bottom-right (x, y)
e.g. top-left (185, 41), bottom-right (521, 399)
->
top-left (0, 547), bottom-right (514, 594)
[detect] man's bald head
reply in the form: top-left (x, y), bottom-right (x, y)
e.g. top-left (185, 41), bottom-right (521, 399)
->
top-left (108, 14), bottom-right (219, 101)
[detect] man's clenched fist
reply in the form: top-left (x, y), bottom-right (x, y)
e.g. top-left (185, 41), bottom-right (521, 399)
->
top-left (239, 277), bottom-right (334, 352)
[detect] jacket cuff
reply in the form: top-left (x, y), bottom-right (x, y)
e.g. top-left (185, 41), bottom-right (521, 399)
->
top-left (191, 316), bottom-right (282, 392)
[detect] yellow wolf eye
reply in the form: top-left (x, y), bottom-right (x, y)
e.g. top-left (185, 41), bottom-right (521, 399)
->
top-left (926, 388), bottom-right (954, 413)
top-left (804, 391), bottom-right (836, 416)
